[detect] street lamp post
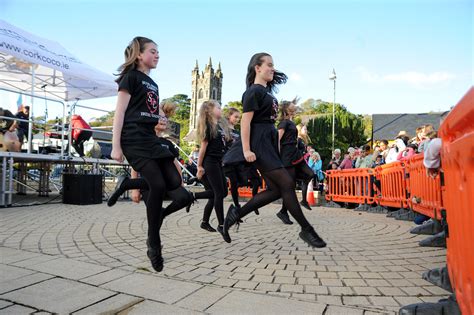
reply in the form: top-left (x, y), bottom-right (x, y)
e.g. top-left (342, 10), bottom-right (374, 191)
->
top-left (329, 68), bottom-right (336, 154)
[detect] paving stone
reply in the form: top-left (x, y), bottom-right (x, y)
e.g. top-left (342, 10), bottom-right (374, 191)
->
top-left (280, 284), bottom-right (303, 293)
top-left (102, 273), bottom-right (202, 304)
top-left (1, 278), bottom-right (114, 314)
top-left (25, 257), bottom-right (110, 280)
top-left (304, 285), bottom-right (328, 295)
top-left (74, 294), bottom-right (143, 314)
top-left (119, 300), bottom-right (200, 314)
top-left (328, 286), bottom-right (354, 295)
top-left (342, 295), bottom-right (372, 306)
top-left (273, 276), bottom-right (296, 284)
top-left (233, 280), bottom-right (258, 290)
top-left (377, 287), bottom-right (407, 296)
top-left (207, 290), bottom-right (326, 314)
top-left (176, 286), bottom-right (231, 311)
top-left (368, 296), bottom-right (400, 307)
top-left (0, 300), bottom-right (13, 310)
top-left (255, 282), bottom-right (280, 292)
top-left (325, 305), bottom-right (364, 315)
top-left (353, 286), bottom-right (382, 296)
top-left (0, 304), bottom-right (37, 314)
top-left (316, 295), bottom-right (342, 305)
top-left (212, 278), bottom-right (238, 287)
top-left (0, 271), bottom-right (53, 295)
top-left (320, 279), bottom-right (343, 286)
top-left (79, 269), bottom-right (132, 286)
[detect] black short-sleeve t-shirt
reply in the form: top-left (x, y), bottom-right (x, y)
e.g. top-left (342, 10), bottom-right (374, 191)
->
top-left (118, 70), bottom-right (161, 126)
top-left (242, 84), bottom-right (279, 123)
top-left (204, 124), bottom-right (227, 159)
top-left (278, 120), bottom-right (297, 147)
top-left (278, 119), bottom-right (300, 166)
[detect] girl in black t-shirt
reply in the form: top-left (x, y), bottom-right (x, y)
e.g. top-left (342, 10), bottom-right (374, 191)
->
top-left (111, 37), bottom-right (192, 272)
top-left (222, 108), bottom-right (245, 209)
top-left (276, 101), bottom-right (314, 225)
top-left (196, 100), bottom-right (231, 242)
top-left (223, 53), bottom-right (326, 248)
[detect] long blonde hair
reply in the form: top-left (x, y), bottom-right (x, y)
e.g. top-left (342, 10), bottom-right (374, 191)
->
top-left (297, 123), bottom-right (310, 144)
top-left (197, 100), bottom-right (231, 142)
top-left (115, 36), bottom-right (156, 83)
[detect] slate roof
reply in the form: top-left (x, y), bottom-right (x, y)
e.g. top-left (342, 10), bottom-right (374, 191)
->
top-left (372, 112), bottom-right (448, 141)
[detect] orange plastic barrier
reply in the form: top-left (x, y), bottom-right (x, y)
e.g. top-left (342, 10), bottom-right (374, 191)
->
top-left (375, 161), bottom-right (408, 209)
top-left (325, 168), bottom-right (376, 204)
top-left (439, 88), bottom-right (474, 315)
top-left (405, 154), bottom-right (443, 219)
top-left (234, 179), bottom-right (266, 198)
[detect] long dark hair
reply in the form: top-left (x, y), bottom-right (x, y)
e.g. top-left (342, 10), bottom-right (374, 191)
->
top-left (245, 53), bottom-right (287, 93)
top-left (115, 36), bottom-right (156, 83)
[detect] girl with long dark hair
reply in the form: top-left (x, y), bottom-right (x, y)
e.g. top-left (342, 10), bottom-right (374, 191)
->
top-left (222, 53), bottom-right (326, 248)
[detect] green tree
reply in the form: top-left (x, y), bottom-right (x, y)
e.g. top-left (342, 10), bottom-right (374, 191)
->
top-left (306, 105), bottom-right (366, 169)
top-left (163, 94), bottom-right (192, 143)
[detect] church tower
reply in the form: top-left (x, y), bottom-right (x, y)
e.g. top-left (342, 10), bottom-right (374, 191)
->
top-left (189, 57), bottom-right (223, 131)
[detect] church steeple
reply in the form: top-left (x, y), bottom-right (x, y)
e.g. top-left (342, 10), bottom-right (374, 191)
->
top-left (188, 58), bottom-right (223, 139)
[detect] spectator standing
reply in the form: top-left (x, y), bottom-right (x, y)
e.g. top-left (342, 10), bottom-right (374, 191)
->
top-left (328, 148), bottom-right (342, 169)
top-left (339, 148), bottom-right (355, 170)
top-left (15, 105), bottom-right (29, 143)
top-left (355, 145), bottom-right (373, 168)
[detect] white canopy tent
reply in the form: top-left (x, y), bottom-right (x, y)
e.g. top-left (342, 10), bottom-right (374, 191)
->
top-left (0, 19), bottom-right (117, 153)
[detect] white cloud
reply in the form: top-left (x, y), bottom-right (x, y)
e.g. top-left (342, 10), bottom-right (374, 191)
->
top-left (356, 67), bottom-right (455, 86)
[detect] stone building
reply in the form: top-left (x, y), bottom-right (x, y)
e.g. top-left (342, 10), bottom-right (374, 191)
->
top-left (188, 57), bottom-right (223, 132)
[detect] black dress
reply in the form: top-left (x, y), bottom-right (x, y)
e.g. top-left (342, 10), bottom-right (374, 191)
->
top-left (118, 70), bottom-right (174, 171)
top-left (223, 84), bottom-right (283, 173)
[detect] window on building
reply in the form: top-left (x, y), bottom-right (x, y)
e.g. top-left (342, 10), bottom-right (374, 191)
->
top-left (212, 89), bottom-right (216, 99)
top-left (198, 89), bottom-right (203, 99)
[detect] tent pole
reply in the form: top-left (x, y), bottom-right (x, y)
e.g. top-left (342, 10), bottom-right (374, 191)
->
top-left (27, 66), bottom-right (35, 154)
top-left (60, 102), bottom-right (66, 157)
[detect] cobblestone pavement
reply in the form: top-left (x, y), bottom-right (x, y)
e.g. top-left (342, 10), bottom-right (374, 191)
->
top-left (0, 200), bottom-right (449, 314)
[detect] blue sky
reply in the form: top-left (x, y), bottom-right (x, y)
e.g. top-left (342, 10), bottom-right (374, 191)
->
top-left (1, 0), bottom-right (472, 121)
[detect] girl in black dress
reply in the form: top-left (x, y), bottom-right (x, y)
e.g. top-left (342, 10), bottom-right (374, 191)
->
top-left (276, 101), bottom-right (314, 225)
top-left (222, 53), bottom-right (326, 248)
top-left (196, 100), bottom-right (231, 243)
top-left (111, 37), bottom-right (192, 272)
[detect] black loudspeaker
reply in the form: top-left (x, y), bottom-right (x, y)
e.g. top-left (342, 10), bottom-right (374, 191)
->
top-left (62, 174), bottom-right (103, 205)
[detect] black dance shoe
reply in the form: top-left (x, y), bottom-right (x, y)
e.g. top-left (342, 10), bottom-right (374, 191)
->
top-left (276, 211), bottom-right (293, 225)
top-left (299, 226), bottom-right (326, 248)
top-left (223, 205), bottom-right (240, 239)
top-left (300, 200), bottom-right (312, 210)
top-left (217, 225), bottom-right (231, 243)
top-left (146, 240), bottom-right (164, 272)
top-left (200, 221), bottom-right (217, 232)
top-left (107, 176), bottom-right (129, 207)
top-left (186, 191), bottom-right (196, 213)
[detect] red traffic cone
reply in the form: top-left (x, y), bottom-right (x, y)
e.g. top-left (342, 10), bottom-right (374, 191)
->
top-left (307, 181), bottom-right (316, 206)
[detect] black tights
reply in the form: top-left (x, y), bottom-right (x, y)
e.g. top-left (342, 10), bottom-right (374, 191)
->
top-left (201, 157), bottom-right (228, 225)
top-left (280, 161), bottom-right (314, 214)
top-left (138, 158), bottom-right (190, 248)
top-left (225, 165), bottom-right (246, 208)
top-left (120, 174), bottom-right (191, 216)
top-left (237, 167), bottom-right (311, 229)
